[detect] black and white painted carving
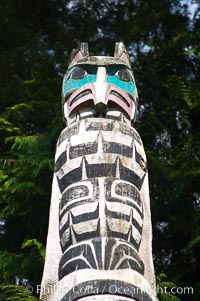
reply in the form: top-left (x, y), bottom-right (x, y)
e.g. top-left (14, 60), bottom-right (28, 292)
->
top-left (40, 43), bottom-right (157, 301)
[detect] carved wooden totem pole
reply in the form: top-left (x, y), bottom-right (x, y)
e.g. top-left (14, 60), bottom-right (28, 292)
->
top-left (40, 43), bottom-right (157, 301)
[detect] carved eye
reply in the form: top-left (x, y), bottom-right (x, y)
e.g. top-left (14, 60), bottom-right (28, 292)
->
top-left (116, 69), bottom-right (132, 82)
top-left (70, 67), bottom-right (87, 80)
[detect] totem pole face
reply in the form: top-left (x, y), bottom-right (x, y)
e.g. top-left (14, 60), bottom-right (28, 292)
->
top-left (62, 43), bottom-right (138, 121)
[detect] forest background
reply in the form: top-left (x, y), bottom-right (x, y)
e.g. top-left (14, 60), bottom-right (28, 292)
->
top-left (0, 0), bottom-right (199, 300)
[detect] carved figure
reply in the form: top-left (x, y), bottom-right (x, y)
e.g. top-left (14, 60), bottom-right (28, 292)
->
top-left (40, 43), bottom-right (157, 301)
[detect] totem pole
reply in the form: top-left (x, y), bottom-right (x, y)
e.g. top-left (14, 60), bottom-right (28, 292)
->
top-left (40, 43), bottom-right (157, 301)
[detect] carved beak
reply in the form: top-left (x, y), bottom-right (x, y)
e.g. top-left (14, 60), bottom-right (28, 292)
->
top-left (94, 67), bottom-right (108, 112)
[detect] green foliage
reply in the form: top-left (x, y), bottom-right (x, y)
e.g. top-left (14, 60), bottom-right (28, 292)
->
top-left (157, 274), bottom-right (182, 301)
top-left (0, 239), bottom-right (44, 286)
top-left (0, 285), bottom-right (38, 301)
top-left (0, 0), bottom-right (199, 300)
